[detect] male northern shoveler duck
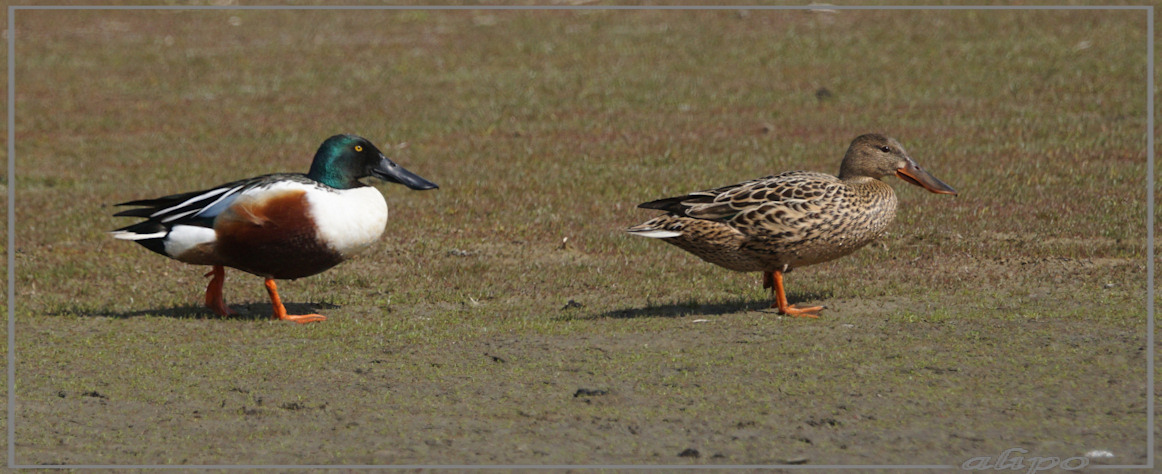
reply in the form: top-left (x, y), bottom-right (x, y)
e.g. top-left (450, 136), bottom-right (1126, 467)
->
top-left (111, 134), bottom-right (438, 324)
top-left (627, 133), bottom-right (957, 318)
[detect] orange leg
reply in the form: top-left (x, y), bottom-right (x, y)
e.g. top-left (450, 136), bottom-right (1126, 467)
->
top-left (203, 265), bottom-right (236, 317)
top-left (766, 270), bottom-right (823, 318)
top-left (264, 278), bottom-right (326, 324)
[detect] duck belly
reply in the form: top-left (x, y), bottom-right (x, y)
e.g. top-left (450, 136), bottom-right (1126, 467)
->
top-left (634, 216), bottom-right (768, 272)
top-left (760, 201), bottom-right (897, 270)
top-left (212, 184), bottom-right (387, 279)
top-left (635, 202), bottom-right (897, 274)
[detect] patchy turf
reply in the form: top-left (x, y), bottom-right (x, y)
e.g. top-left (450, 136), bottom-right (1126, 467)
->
top-left (5, 6), bottom-right (1151, 467)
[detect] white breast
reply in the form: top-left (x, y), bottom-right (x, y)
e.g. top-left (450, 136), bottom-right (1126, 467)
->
top-left (305, 186), bottom-right (389, 257)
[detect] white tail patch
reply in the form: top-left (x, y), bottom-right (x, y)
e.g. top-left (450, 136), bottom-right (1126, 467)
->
top-left (110, 230), bottom-right (166, 240)
top-left (627, 229), bottom-right (682, 239)
top-left (162, 225), bottom-right (217, 258)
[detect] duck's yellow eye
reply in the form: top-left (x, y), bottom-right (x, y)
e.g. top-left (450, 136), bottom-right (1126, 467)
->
top-left (354, 145), bottom-right (363, 152)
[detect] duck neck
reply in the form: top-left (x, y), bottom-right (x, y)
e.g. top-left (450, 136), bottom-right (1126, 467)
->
top-left (844, 176), bottom-right (897, 202)
top-left (839, 176), bottom-right (899, 248)
top-left (308, 156), bottom-right (359, 190)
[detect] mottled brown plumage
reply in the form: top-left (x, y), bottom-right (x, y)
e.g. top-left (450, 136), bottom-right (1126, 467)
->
top-left (628, 134), bottom-right (957, 317)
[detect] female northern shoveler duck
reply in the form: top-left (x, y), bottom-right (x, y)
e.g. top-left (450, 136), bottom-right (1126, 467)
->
top-left (628, 133), bottom-right (957, 318)
top-left (111, 134), bottom-right (438, 324)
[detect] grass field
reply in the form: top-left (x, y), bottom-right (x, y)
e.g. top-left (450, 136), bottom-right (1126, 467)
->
top-left (5, 6), bottom-right (1153, 467)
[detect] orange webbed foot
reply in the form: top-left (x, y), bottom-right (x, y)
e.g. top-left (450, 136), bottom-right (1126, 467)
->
top-left (264, 278), bottom-right (326, 324)
top-left (279, 314), bottom-right (327, 324)
top-left (773, 303), bottom-right (824, 318)
top-left (206, 299), bottom-right (237, 317)
top-left (767, 269), bottom-right (825, 319)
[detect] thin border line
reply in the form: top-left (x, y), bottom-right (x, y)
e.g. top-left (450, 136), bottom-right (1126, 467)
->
top-left (7, 5), bottom-right (1155, 10)
top-left (18, 467), bottom-right (962, 469)
top-left (6, 3), bottom-right (14, 470)
top-left (5, 4), bottom-right (1154, 471)
top-left (1145, 5), bottom-right (1155, 471)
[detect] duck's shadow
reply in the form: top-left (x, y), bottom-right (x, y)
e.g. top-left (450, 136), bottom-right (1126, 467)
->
top-left (583, 290), bottom-right (831, 320)
top-left (50, 302), bottom-right (339, 320)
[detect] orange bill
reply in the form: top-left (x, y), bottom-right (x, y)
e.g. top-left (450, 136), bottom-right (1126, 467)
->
top-left (896, 159), bottom-right (957, 195)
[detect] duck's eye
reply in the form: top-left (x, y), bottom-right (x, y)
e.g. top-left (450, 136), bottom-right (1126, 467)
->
top-left (354, 145), bottom-right (364, 152)
top-left (879, 146), bottom-right (892, 153)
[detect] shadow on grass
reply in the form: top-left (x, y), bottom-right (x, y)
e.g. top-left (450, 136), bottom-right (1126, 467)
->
top-left (595, 298), bottom-right (762, 319)
top-left (567, 286), bottom-right (831, 320)
top-left (578, 290), bottom-right (831, 320)
top-left (48, 302), bottom-right (340, 320)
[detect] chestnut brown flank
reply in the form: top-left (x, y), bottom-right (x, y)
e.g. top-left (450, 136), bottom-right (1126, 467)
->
top-left (214, 189), bottom-right (344, 279)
